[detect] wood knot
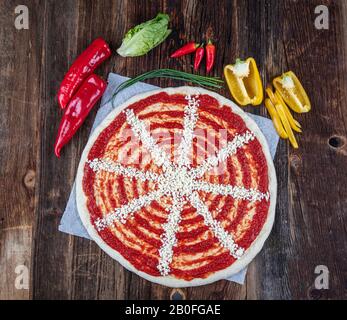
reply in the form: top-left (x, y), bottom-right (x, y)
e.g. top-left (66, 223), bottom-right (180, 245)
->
top-left (328, 135), bottom-right (345, 149)
top-left (290, 154), bottom-right (301, 170)
top-left (309, 288), bottom-right (322, 300)
top-left (170, 288), bottom-right (186, 300)
top-left (23, 170), bottom-right (36, 189)
top-left (307, 286), bottom-right (322, 300)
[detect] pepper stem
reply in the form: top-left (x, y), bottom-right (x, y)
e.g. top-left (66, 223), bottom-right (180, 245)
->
top-left (232, 59), bottom-right (250, 78)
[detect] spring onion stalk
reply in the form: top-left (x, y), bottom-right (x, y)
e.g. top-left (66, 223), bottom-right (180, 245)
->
top-left (107, 69), bottom-right (224, 107)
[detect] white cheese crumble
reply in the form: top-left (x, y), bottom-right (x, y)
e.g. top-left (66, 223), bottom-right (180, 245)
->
top-left (190, 191), bottom-right (245, 259)
top-left (125, 108), bottom-right (172, 172)
top-left (177, 94), bottom-right (200, 167)
top-left (88, 158), bottom-right (159, 182)
top-left (157, 193), bottom-right (184, 276)
top-left (191, 131), bottom-right (255, 178)
top-left (87, 96), bottom-right (269, 276)
top-left (94, 189), bottom-right (163, 229)
top-left (195, 181), bottom-right (269, 202)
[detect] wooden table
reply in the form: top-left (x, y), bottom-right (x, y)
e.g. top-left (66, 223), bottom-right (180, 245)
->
top-left (1, 0), bottom-right (346, 300)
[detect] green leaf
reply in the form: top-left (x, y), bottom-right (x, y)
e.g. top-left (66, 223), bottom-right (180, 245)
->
top-left (117, 13), bottom-right (171, 57)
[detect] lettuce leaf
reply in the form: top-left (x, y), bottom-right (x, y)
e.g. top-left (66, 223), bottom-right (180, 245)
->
top-left (117, 13), bottom-right (171, 57)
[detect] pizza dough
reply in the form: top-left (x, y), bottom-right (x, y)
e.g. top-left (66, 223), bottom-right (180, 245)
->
top-left (76, 87), bottom-right (277, 287)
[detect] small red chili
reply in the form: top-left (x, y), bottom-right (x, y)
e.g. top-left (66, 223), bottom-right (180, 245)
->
top-left (194, 45), bottom-right (205, 71)
top-left (205, 39), bottom-right (216, 73)
top-left (54, 74), bottom-right (107, 157)
top-left (57, 38), bottom-right (111, 109)
top-left (170, 42), bottom-right (199, 58)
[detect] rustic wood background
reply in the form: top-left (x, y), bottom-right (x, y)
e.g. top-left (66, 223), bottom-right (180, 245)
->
top-left (0, 0), bottom-right (346, 300)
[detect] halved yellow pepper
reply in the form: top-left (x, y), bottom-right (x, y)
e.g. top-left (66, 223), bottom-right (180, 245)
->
top-left (264, 98), bottom-right (288, 139)
top-left (273, 71), bottom-right (311, 113)
top-left (224, 58), bottom-right (263, 106)
top-left (275, 103), bottom-right (299, 148)
top-left (274, 90), bottom-right (302, 133)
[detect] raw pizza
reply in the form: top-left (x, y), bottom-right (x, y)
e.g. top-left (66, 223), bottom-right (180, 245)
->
top-left (76, 87), bottom-right (277, 287)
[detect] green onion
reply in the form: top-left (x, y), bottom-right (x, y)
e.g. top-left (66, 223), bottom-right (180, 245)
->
top-left (107, 68), bottom-right (224, 107)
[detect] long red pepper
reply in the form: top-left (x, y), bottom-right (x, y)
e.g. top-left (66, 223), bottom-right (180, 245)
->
top-left (205, 39), bottom-right (216, 72)
top-left (54, 74), bottom-right (107, 158)
top-left (57, 38), bottom-right (111, 109)
top-left (170, 42), bottom-right (199, 58)
top-left (194, 45), bottom-right (204, 71)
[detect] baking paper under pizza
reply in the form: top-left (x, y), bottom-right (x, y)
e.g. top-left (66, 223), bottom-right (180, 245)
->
top-left (76, 87), bottom-right (277, 287)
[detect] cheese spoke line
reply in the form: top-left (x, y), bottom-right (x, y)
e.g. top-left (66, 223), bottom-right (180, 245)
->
top-left (177, 95), bottom-right (200, 167)
top-left (94, 189), bottom-right (164, 231)
top-left (190, 131), bottom-right (255, 178)
top-left (189, 191), bottom-right (245, 259)
top-left (157, 193), bottom-right (185, 276)
top-left (89, 96), bottom-right (270, 277)
top-left (87, 158), bottom-right (159, 182)
top-left (193, 181), bottom-right (269, 202)
top-left (125, 109), bottom-right (172, 171)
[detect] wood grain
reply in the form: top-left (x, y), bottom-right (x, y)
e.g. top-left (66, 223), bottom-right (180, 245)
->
top-left (0, 0), bottom-right (346, 300)
top-left (0, 0), bottom-right (42, 300)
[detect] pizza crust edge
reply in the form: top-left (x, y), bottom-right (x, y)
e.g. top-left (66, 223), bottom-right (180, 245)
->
top-left (75, 86), bottom-right (277, 288)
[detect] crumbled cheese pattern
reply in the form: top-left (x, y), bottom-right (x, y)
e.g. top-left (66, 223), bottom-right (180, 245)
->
top-left (157, 193), bottom-right (185, 276)
top-left (191, 131), bottom-right (255, 178)
top-left (88, 158), bottom-right (159, 182)
top-left (177, 95), bottom-right (199, 167)
top-left (190, 191), bottom-right (244, 259)
top-left (125, 108), bottom-right (172, 172)
top-left (94, 189), bottom-right (163, 228)
top-left (195, 181), bottom-right (270, 202)
top-left (87, 95), bottom-right (270, 276)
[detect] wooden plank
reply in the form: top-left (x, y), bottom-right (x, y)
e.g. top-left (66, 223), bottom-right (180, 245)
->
top-left (244, 0), bottom-right (292, 300)
top-left (0, 0), bottom-right (43, 299)
top-left (281, 0), bottom-right (347, 300)
top-left (0, 227), bottom-right (32, 300)
top-left (69, 0), bottom-right (130, 300)
top-left (32, 0), bottom-right (79, 299)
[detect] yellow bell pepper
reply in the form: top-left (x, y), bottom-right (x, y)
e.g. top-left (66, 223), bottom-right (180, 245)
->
top-left (274, 91), bottom-right (302, 133)
top-left (264, 98), bottom-right (288, 139)
top-left (224, 58), bottom-right (263, 106)
top-left (266, 85), bottom-right (302, 133)
top-left (265, 86), bottom-right (277, 105)
top-left (275, 103), bottom-right (299, 148)
top-left (273, 71), bottom-right (311, 113)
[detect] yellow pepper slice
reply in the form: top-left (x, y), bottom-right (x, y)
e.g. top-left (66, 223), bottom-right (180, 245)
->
top-left (273, 71), bottom-right (311, 113)
top-left (275, 103), bottom-right (299, 148)
top-left (264, 98), bottom-right (288, 139)
top-left (224, 58), bottom-right (263, 106)
top-left (265, 85), bottom-right (277, 105)
top-left (266, 85), bottom-right (302, 132)
top-left (274, 90), bottom-right (302, 133)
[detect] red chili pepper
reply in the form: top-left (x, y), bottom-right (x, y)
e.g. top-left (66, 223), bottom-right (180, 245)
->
top-left (170, 42), bottom-right (199, 58)
top-left (54, 74), bottom-right (107, 158)
top-left (57, 38), bottom-right (111, 109)
top-left (194, 45), bottom-right (205, 71)
top-left (205, 39), bottom-right (216, 73)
